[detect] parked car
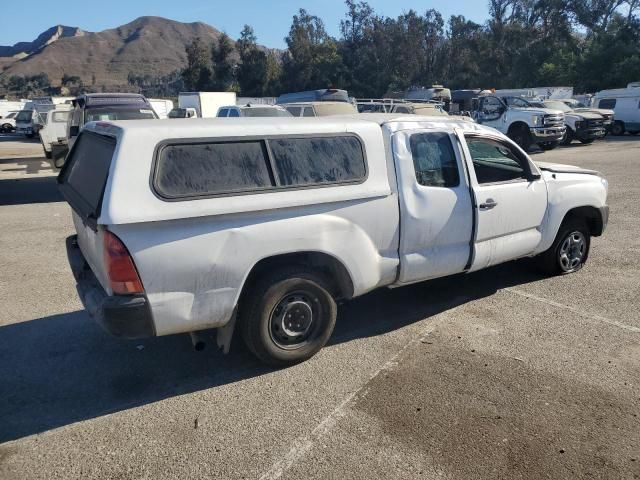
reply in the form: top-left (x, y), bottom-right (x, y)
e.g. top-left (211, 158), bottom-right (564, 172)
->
top-left (281, 102), bottom-right (358, 117)
top-left (55, 93), bottom-right (158, 168)
top-left (178, 92), bottom-right (236, 118)
top-left (168, 107), bottom-right (198, 119)
top-left (39, 104), bottom-right (72, 159)
top-left (558, 98), bottom-right (614, 133)
top-left (277, 89), bottom-right (350, 104)
top-left (472, 95), bottom-right (566, 151)
top-left (60, 114), bottom-right (608, 366)
top-left (530, 100), bottom-right (606, 145)
top-left (0, 111), bottom-right (19, 133)
top-left (356, 99), bottom-right (448, 116)
top-left (591, 84), bottom-right (640, 135)
top-left (217, 104), bottom-right (292, 117)
top-left (14, 109), bottom-right (36, 137)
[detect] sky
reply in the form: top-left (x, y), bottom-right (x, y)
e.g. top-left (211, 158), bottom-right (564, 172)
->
top-left (1, 0), bottom-right (488, 49)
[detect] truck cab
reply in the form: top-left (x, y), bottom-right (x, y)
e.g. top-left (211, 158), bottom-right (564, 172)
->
top-left (473, 95), bottom-right (565, 151)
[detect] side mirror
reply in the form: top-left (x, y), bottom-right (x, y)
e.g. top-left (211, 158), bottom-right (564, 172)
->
top-left (529, 172), bottom-right (542, 181)
top-left (69, 125), bottom-right (79, 137)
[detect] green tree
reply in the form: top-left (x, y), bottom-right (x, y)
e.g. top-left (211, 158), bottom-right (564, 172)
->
top-left (211, 33), bottom-right (236, 91)
top-left (237, 25), bottom-right (269, 96)
top-left (182, 37), bottom-right (212, 90)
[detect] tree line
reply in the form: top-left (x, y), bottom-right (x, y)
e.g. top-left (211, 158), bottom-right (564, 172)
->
top-left (184, 0), bottom-right (640, 97)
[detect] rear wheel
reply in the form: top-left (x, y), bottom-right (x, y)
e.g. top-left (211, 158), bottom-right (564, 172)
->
top-left (1, 123), bottom-right (12, 133)
top-left (239, 267), bottom-right (337, 366)
top-left (537, 219), bottom-right (591, 275)
top-left (611, 121), bottom-right (625, 136)
top-left (509, 124), bottom-right (532, 152)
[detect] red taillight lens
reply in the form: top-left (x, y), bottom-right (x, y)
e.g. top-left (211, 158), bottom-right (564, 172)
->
top-left (103, 231), bottom-right (144, 295)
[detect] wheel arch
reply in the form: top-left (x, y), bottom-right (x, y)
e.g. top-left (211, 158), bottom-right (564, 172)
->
top-left (507, 121), bottom-right (530, 135)
top-left (562, 206), bottom-right (606, 237)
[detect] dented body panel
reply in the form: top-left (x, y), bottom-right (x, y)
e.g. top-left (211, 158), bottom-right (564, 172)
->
top-left (67, 116), bottom-right (608, 338)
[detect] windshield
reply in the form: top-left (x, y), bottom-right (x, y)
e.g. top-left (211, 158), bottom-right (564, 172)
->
top-left (15, 110), bottom-right (33, 122)
top-left (6, 112), bottom-right (17, 119)
top-left (242, 107), bottom-right (292, 117)
top-left (84, 107), bottom-right (157, 123)
top-left (502, 97), bottom-right (533, 108)
top-left (543, 101), bottom-right (571, 112)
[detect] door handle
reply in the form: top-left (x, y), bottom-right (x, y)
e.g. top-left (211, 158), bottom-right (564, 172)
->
top-left (479, 199), bottom-right (498, 210)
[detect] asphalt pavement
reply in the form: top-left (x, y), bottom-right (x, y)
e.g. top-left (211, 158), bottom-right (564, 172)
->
top-left (0, 134), bottom-right (638, 480)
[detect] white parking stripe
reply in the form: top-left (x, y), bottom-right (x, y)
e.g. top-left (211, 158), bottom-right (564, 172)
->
top-left (258, 326), bottom-right (437, 480)
top-left (505, 288), bottom-right (640, 333)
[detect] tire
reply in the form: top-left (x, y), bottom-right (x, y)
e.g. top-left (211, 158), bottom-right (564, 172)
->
top-left (239, 267), bottom-right (337, 366)
top-left (537, 219), bottom-right (591, 275)
top-left (628, 131), bottom-right (640, 136)
top-left (44, 150), bottom-right (52, 159)
top-left (539, 141), bottom-right (559, 151)
top-left (562, 128), bottom-right (574, 146)
top-left (508, 124), bottom-right (532, 152)
top-left (580, 138), bottom-right (595, 144)
top-left (611, 121), bottom-right (625, 136)
top-left (1, 123), bottom-right (12, 133)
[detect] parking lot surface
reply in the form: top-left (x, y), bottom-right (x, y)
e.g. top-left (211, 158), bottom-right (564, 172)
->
top-left (0, 135), bottom-right (638, 480)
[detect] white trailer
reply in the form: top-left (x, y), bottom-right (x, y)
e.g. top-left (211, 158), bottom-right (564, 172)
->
top-left (592, 84), bottom-right (640, 135)
top-left (178, 92), bottom-right (236, 118)
top-left (149, 98), bottom-right (174, 119)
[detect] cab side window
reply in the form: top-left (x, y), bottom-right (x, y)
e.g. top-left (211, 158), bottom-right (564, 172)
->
top-left (302, 107), bottom-right (315, 117)
top-left (466, 137), bottom-right (529, 184)
top-left (409, 132), bottom-right (460, 187)
top-left (598, 99), bottom-right (616, 109)
top-left (228, 108), bottom-right (240, 117)
top-left (218, 108), bottom-right (228, 117)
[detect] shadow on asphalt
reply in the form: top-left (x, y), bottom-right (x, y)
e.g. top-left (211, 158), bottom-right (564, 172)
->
top-left (0, 175), bottom-right (62, 206)
top-left (0, 259), bottom-right (544, 443)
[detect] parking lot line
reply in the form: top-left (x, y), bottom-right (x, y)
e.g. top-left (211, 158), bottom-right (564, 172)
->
top-left (258, 326), bottom-right (438, 480)
top-left (505, 287), bottom-right (640, 333)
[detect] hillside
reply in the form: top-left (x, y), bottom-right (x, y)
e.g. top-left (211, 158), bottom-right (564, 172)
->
top-left (0, 17), bottom-right (226, 87)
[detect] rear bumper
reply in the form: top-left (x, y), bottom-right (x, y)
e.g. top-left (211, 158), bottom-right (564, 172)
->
top-left (530, 126), bottom-right (565, 143)
top-left (66, 235), bottom-right (155, 339)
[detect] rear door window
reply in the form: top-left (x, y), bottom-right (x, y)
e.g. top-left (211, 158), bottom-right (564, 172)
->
top-left (285, 106), bottom-right (302, 117)
top-left (269, 136), bottom-right (366, 186)
top-left (154, 141), bottom-right (273, 198)
top-left (228, 109), bottom-right (240, 117)
top-left (218, 108), bottom-right (228, 117)
top-left (58, 132), bottom-right (116, 225)
top-left (409, 132), bottom-right (460, 187)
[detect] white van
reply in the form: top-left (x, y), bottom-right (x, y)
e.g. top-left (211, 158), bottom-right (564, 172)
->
top-left (39, 104), bottom-right (73, 159)
top-left (592, 85), bottom-right (640, 135)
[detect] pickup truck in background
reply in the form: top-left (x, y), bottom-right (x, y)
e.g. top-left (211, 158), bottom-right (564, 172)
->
top-left (472, 94), bottom-right (566, 151)
top-left (59, 114), bottom-right (609, 366)
top-left (531, 100), bottom-right (606, 145)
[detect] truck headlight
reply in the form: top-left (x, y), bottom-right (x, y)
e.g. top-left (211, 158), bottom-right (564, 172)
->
top-left (532, 115), bottom-right (543, 126)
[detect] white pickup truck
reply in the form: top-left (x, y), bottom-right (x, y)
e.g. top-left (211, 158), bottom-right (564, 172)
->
top-left (60, 115), bottom-right (608, 366)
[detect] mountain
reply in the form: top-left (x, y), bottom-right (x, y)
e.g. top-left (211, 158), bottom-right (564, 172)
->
top-left (0, 17), bottom-right (227, 88)
top-left (0, 25), bottom-right (85, 59)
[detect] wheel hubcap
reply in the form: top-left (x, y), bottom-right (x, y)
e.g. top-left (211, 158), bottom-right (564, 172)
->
top-left (558, 231), bottom-right (586, 272)
top-left (270, 293), bottom-right (316, 348)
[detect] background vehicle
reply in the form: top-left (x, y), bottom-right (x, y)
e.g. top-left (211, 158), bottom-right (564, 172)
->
top-left (356, 99), bottom-right (448, 116)
top-left (217, 104), bottom-right (292, 117)
top-left (15, 109), bottom-right (36, 137)
top-left (592, 85), bottom-right (640, 135)
top-left (149, 98), bottom-right (174, 119)
top-left (0, 111), bottom-right (19, 133)
top-left (168, 107), bottom-right (197, 118)
top-left (472, 94), bottom-right (565, 151)
top-left (405, 85), bottom-right (451, 111)
top-left (60, 115), bottom-right (608, 366)
top-left (559, 98), bottom-right (614, 133)
top-left (39, 104), bottom-right (72, 159)
top-left (281, 102), bottom-right (358, 117)
top-left (530, 100), bottom-right (605, 145)
top-left (277, 89), bottom-right (350, 104)
top-left (178, 92), bottom-right (236, 118)
top-left (56, 93), bottom-right (158, 168)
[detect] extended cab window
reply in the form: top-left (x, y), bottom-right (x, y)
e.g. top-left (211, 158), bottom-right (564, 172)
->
top-left (58, 132), bottom-right (116, 224)
top-left (409, 132), bottom-right (459, 187)
top-left (269, 136), bottom-right (366, 186)
top-left (155, 141), bottom-right (273, 198)
top-left (466, 137), bottom-right (528, 184)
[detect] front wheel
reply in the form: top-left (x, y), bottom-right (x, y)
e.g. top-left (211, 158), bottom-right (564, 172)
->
top-left (537, 220), bottom-right (591, 275)
top-left (580, 138), bottom-right (595, 144)
top-left (509, 125), bottom-right (532, 152)
top-left (239, 268), bottom-right (337, 366)
top-left (562, 128), bottom-right (574, 145)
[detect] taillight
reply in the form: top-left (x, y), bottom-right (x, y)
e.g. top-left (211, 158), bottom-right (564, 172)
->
top-left (103, 231), bottom-right (144, 295)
